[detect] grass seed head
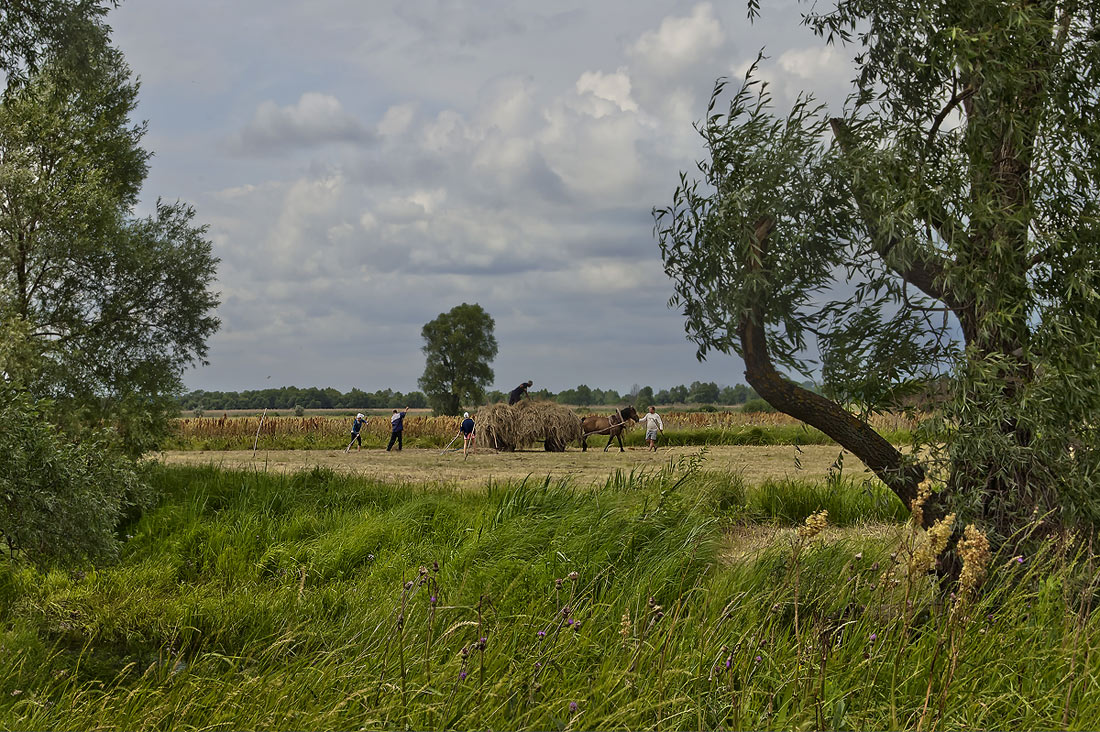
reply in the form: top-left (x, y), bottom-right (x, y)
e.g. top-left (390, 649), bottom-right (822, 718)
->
top-left (798, 509), bottom-right (828, 539)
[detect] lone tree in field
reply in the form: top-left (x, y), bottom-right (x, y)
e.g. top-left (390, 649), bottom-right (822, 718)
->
top-left (419, 303), bottom-right (498, 416)
top-left (657, 0), bottom-right (1100, 539)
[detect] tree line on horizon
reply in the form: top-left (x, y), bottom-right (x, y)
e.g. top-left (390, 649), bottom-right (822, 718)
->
top-left (176, 380), bottom-right (770, 412)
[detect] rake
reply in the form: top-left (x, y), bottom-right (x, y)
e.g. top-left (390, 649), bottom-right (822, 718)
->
top-left (440, 433), bottom-right (462, 455)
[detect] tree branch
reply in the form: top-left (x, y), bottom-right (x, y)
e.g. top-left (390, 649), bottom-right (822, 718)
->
top-left (738, 216), bottom-right (940, 525)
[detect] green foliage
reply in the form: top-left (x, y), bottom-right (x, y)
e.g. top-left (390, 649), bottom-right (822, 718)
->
top-left (741, 397), bottom-right (776, 413)
top-left (418, 303), bottom-right (498, 415)
top-left (0, 1), bottom-right (116, 84)
top-left (0, 388), bottom-right (149, 567)
top-left (0, 29), bottom-right (219, 455)
top-left (658, 1), bottom-right (1100, 537)
top-left (0, 465), bottom-right (1096, 729)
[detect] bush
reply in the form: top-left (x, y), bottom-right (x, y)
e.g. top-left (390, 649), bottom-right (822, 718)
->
top-left (0, 389), bottom-right (152, 567)
top-left (294, 404), bottom-right (304, 417)
top-left (741, 397), bottom-right (777, 413)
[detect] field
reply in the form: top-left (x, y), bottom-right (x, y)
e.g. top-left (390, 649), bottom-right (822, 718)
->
top-left (157, 445), bottom-right (874, 489)
top-left (1, 449), bottom-right (1097, 730)
top-left (165, 411), bottom-right (917, 451)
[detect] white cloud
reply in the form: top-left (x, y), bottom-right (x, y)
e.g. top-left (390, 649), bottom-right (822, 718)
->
top-left (377, 103), bottom-right (417, 137)
top-left (576, 68), bottom-right (638, 114)
top-left (229, 92), bottom-right (371, 155)
top-left (629, 3), bottom-right (725, 74)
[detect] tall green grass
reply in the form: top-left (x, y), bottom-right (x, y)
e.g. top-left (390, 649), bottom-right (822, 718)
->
top-left (0, 462), bottom-right (1095, 729)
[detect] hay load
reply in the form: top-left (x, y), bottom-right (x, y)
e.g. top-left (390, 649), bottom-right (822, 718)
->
top-left (479, 400), bottom-right (582, 452)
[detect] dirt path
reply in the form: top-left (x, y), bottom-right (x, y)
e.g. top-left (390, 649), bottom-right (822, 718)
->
top-left (155, 444), bottom-right (870, 488)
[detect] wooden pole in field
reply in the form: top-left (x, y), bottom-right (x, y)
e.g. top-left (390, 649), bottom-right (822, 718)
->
top-left (252, 407), bottom-right (268, 458)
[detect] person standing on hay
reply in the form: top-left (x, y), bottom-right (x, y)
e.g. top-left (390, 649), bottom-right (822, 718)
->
top-left (387, 406), bottom-right (409, 451)
top-left (349, 412), bottom-right (367, 451)
top-left (460, 411), bottom-right (476, 457)
top-left (508, 380), bottom-right (534, 405)
top-left (639, 405), bottom-right (664, 451)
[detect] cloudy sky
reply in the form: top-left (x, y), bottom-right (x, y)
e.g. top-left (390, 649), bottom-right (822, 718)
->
top-left (108, 0), bottom-right (856, 395)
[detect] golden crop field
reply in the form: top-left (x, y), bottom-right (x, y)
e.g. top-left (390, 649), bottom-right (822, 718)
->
top-left (171, 409), bottom-right (917, 444)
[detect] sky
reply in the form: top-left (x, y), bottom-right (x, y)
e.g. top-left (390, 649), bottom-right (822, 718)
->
top-left (107, 0), bottom-right (857, 395)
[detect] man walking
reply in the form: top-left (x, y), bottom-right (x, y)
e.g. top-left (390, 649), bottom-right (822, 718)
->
top-left (349, 412), bottom-right (367, 451)
top-left (460, 411), bottom-right (476, 457)
top-left (508, 380), bottom-right (534, 405)
top-left (639, 405), bottom-right (664, 451)
top-left (387, 406), bottom-right (409, 451)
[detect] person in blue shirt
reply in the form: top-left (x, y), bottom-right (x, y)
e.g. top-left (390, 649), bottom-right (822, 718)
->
top-left (460, 411), bottom-right (476, 457)
top-left (349, 412), bottom-right (367, 451)
top-left (387, 406), bottom-right (409, 451)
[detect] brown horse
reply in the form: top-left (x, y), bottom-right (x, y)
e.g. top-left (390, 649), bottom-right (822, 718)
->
top-left (580, 406), bottom-right (640, 452)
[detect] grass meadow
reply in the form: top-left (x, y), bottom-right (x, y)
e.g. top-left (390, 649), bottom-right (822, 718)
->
top-left (1, 454), bottom-right (1096, 730)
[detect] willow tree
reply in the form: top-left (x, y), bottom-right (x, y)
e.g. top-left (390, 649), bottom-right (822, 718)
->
top-left (656, 1), bottom-right (1100, 538)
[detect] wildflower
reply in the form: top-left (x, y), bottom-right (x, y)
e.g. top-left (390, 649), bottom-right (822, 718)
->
top-left (854, 552), bottom-right (863, 560)
top-left (419, 565), bottom-right (428, 576)
top-left (754, 655), bottom-right (762, 663)
top-left (566, 619), bottom-right (574, 626)
top-left (620, 609), bottom-right (631, 638)
top-left (568, 571), bottom-right (579, 581)
top-left (725, 657), bottom-right (732, 670)
top-left (432, 561), bottom-right (440, 572)
top-left (1014, 555), bottom-right (1025, 565)
top-left (555, 578), bottom-right (563, 590)
top-left (956, 524), bottom-right (992, 608)
top-left (537, 630), bottom-right (546, 638)
top-left (534, 661), bottom-right (542, 670)
top-left (908, 513), bottom-right (955, 575)
top-left (477, 637), bottom-right (488, 651)
top-left (909, 479), bottom-right (933, 527)
top-left (430, 595), bottom-right (437, 605)
top-left (367, 554), bottom-right (375, 561)
top-left (459, 670), bottom-right (467, 680)
top-left (869, 633), bottom-right (877, 641)
top-left (798, 510), bottom-right (828, 540)
top-left (569, 701), bottom-right (578, 714)
top-left (404, 580), bottom-right (414, 591)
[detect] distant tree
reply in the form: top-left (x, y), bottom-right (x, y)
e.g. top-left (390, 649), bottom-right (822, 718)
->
top-left (635, 386), bottom-right (655, 410)
top-left (669, 385), bottom-right (689, 404)
top-left (654, 389), bottom-right (672, 404)
top-left (574, 384), bottom-right (594, 406)
top-left (418, 303), bottom-right (498, 416)
top-left (601, 389), bottom-right (622, 405)
top-left (657, 0), bottom-right (1100, 536)
top-left (294, 404), bottom-right (304, 417)
top-left (688, 381), bottom-right (720, 404)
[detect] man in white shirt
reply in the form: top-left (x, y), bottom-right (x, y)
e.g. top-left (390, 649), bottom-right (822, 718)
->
top-left (639, 406), bottom-right (663, 451)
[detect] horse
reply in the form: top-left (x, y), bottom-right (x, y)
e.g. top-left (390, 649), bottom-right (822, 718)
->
top-left (580, 406), bottom-right (640, 452)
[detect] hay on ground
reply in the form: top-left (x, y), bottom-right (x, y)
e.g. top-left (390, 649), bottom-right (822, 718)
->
top-left (479, 400), bottom-right (582, 452)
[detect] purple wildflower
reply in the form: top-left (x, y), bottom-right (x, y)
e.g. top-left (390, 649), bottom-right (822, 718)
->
top-left (569, 701), bottom-right (578, 713)
top-left (1016, 556), bottom-right (1025, 564)
top-left (725, 658), bottom-right (731, 669)
top-left (869, 633), bottom-right (877, 641)
top-left (754, 655), bottom-right (762, 663)
top-left (537, 630), bottom-right (546, 638)
top-left (430, 595), bottom-right (437, 605)
top-left (459, 670), bottom-right (467, 680)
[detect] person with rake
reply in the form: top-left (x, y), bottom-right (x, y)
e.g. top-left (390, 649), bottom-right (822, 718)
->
top-left (346, 412), bottom-right (367, 452)
top-left (387, 406), bottom-right (409, 451)
top-left (460, 411), bottom-right (476, 458)
top-left (508, 380), bottom-right (534, 405)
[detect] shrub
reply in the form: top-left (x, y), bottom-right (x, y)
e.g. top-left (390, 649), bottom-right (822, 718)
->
top-left (294, 404), bottom-right (304, 417)
top-left (0, 389), bottom-right (152, 567)
top-left (741, 397), bottom-right (777, 413)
